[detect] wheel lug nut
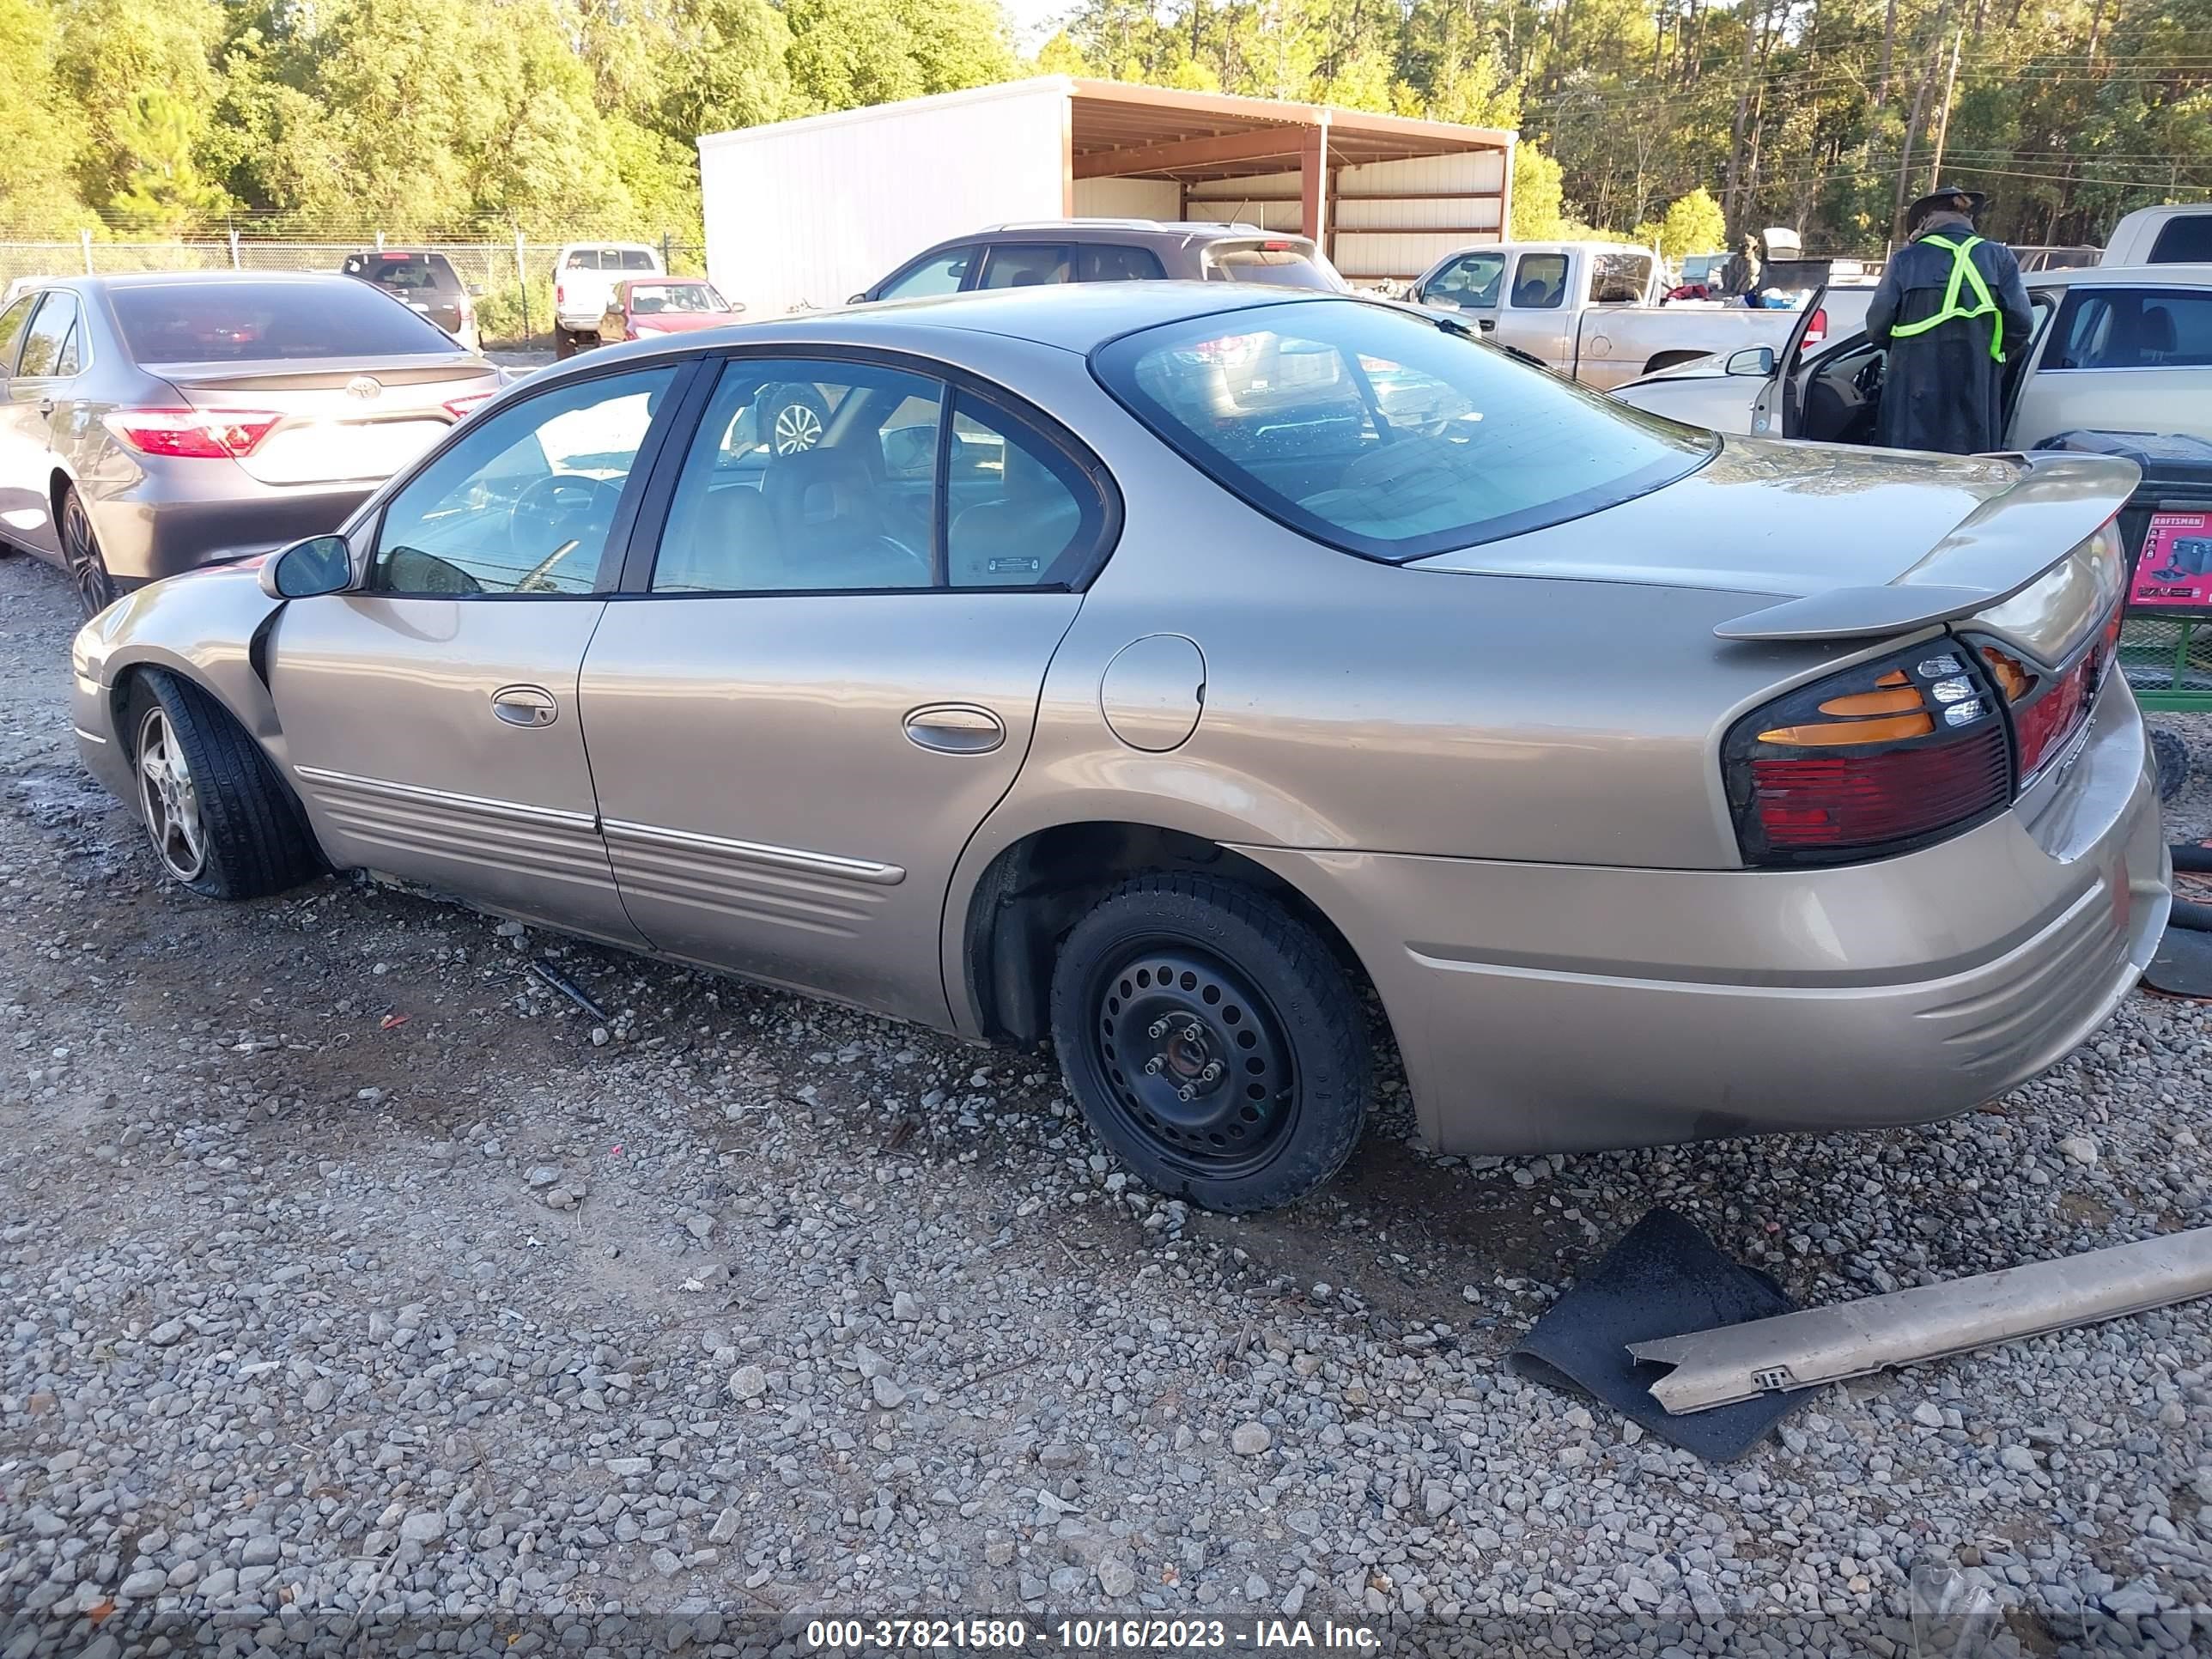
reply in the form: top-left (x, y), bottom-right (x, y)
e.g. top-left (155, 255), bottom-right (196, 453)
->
top-left (1177, 1084), bottom-right (1197, 1102)
top-left (1148, 1018), bottom-right (1170, 1039)
top-left (1180, 1023), bottom-right (1204, 1043)
top-left (1200, 1061), bottom-right (1223, 1083)
top-left (1144, 1056), bottom-right (1164, 1075)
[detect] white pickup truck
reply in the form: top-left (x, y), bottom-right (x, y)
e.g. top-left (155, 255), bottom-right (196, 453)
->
top-left (1408, 240), bottom-right (1845, 390)
top-left (551, 241), bottom-right (665, 358)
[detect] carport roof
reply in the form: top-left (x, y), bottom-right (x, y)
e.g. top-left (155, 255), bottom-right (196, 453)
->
top-left (1066, 78), bottom-right (1514, 182)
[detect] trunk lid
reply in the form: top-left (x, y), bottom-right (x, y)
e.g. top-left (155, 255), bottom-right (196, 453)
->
top-left (148, 355), bottom-right (500, 487)
top-left (1409, 437), bottom-right (2139, 639)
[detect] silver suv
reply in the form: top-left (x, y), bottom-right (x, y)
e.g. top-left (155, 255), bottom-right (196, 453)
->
top-left (854, 220), bottom-right (1346, 303)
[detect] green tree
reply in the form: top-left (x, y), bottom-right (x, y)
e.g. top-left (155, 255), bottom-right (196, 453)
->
top-left (106, 88), bottom-right (230, 230)
top-left (1655, 185), bottom-right (1726, 258)
top-left (1510, 141), bottom-right (1565, 238)
top-left (0, 0), bottom-right (91, 227)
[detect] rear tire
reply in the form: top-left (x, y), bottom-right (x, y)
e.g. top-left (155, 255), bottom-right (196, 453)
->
top-left (555, 328), bottom-right (582, 361)
top-left (125, 671), bottom-right (325, 900)
top-left (1049, 873), bottom-right (1370, 1214)
top-left (60, 487), bottom-right (116, 617)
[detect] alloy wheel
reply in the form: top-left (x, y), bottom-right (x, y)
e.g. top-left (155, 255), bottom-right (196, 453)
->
top-left (136, 708), bottom-right (207, 884)
top-left (772, 399), bottom-right (823, 454)
top-left (62, 494), bottom-right (115, 617)
top-left (1083, 943), bottom-right (1297, 1177)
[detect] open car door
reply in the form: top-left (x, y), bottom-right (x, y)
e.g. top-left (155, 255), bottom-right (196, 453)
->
top-left (1747, 283), bottom-right (1829, 438)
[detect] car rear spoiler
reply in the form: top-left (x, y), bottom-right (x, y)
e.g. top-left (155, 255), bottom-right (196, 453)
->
top-left (1714, 451), bottom-right (2141, 641)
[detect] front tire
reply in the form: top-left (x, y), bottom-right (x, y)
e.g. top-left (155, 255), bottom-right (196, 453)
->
top-left (127, 672), bottom-right (325, 900)
top-left (60, 487), bottom-right (116, 617)
top-left (1049, 873), bottom-right (1370, 1213)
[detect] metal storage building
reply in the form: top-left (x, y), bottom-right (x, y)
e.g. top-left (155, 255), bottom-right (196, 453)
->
top-left (697, 76), bottom-right (1515, 316)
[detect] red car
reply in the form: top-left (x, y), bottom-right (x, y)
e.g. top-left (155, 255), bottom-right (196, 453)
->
top-left (595, 278), bottom-right (743, 344)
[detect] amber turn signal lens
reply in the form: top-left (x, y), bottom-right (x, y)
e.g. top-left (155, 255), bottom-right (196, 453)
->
top-left (1816, 688), bottom-right (1925, 716)
top-left (1979, 645), bottom-right (2036, 702)
top-left (1758, 712), bottom-right (1936, 745)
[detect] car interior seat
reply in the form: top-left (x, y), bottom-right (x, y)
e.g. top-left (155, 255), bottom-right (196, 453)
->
top-left (760, 447), bottom-right (923, 587)
top-left (948, 441), bottom-right (1082, 586)
top-left (653, 484), bottom-right (774, 592)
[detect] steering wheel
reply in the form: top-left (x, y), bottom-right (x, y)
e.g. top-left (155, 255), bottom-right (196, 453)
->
top-left (507, 472), bottom-right (623, 584)
top-left (1852, 356), bottom-right (1886, 399)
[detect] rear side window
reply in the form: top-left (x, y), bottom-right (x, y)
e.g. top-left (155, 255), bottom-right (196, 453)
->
top-left (15, 292), bottom-right (76, 376)
top-left (1588, 253), bottom-right (1652, 304)
top-left (980, 245), bottom-right (1073, 289)
top-left (1078, 245), bottom-right (1167, 283)
top-left (617, 249), bottom-right (658, 271)
top-left (2149, 216), bottom-right (2212, 264)
top-left (110, 281), bottom-right (456, 362)
top-left (2048, 287), bottom-right (2212, 369)
top-left (1091, 299), bottom-right (1712, 562)
top-left (1203, 241), bottom-right (1336, 290)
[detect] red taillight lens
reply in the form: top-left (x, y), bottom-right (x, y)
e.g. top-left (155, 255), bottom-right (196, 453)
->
top-left (102, 408), bottom-right (281, 459)
top-left (1975, 611), bottom-right (2119, 784)
top-left (1802, 307), bottom-right (1828, 349)
top-left (441, 392), bottom-right (495, 421)
top-left (555, 282), bottom-right (566, 306)
top-left (1726, 642), bottom-right (2011, 865)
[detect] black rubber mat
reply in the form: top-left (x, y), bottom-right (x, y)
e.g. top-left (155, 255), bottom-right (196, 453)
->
top-left (1506, 1206), bottom-right (1806, 1462)
top-left (2146, 921), bottom-right (2212, 998)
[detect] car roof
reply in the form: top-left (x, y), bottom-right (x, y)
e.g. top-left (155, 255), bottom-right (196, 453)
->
top-left (63, 270), bottom-right (375, 292)
top-left (2029, 262), bottom-right (2212, 288)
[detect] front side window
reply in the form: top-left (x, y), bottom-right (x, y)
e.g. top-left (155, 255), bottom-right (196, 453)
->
top-left (2048, 287), bottom-right (2212, 370)
top-left (879, 248), bottom-right (975, 301)
top-left (370, 366), bottom-right (676, 596)
top-left (16, 294), bottom-right (76, 377)
top-left (652, 360), bottom-right (939, 593)
top-left (630, 283), bottom-right (725, 315)
top-left (979, 245), bottom-right (1073, 289)
top-left (1510, 253), bottom-right (1568, 308)
top-left (1425, 252), bottom-right (1506, 309)
top-left (1092, 298), bottom-right (1712, 562)
top-left (1588, 253), bottom-right (1652, 305)
top-left (0, 295), bottom-right (35, 372)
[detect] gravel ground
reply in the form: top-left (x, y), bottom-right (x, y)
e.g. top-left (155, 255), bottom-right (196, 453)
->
top-left (4, 548), bottom-right (2212, 1656)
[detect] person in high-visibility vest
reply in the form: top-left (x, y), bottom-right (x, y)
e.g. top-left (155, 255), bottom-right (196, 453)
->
top-left (1865, 185), bottom-right (2034, 454)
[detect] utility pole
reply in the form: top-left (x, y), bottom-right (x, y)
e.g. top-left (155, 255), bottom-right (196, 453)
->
top-left (1926, 30), bottom-right (1963, 197)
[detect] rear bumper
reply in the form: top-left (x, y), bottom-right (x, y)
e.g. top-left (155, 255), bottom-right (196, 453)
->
top-left (86, 477), bottom-right (372, 582)
top-left (1239, 673), bottom-right (2168, 1156)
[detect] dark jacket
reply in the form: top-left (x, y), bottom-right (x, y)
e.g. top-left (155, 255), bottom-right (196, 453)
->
top-left (1864, 215), bottom-right (2035, 454)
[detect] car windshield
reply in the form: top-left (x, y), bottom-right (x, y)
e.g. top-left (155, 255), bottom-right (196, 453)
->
top-left (629, 283), bottom-right (723, 314)
top-left (1091, 299), bottom-right (1715, 562)
top-left (111, 281), bottom-right (458, 362)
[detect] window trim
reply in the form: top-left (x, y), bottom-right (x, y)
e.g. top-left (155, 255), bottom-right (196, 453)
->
top-left (361, 356), bottom-right (702, 602)
top-left (617, 342), bottom-right (1124, 601)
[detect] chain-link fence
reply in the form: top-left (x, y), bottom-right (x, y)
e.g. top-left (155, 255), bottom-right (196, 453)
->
top-left (0, 236), bottom-right (708, 349)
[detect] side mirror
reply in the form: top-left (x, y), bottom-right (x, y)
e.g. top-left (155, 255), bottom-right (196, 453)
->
top-left (727, 301), bottom-right (746, 314)
top-left (848, 292), bottom-right (869, 305)
top-left (1725, 345), bottom-right (1778, 378)
top-left (259, 534), bottom-right (352, 600)
top-left (468, 284), bottom-right (486, 299)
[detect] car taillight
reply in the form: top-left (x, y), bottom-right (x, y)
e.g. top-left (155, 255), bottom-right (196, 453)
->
top-left (555, 281), bottom-right (566, 307)
top-left (102, 408), bottom-right (281, 459)
top-left (1802, 307), bottom-right (1828, 349)
top-left (441, 392), bottom-right (495, 421)
top-left (1725, 641), bottom-right (2012, 866)
top-left (1972, 604), bottom-right (2122, 783)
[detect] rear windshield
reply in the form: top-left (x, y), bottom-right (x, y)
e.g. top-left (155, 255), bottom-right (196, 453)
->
top-left (110, 281), bottom-right (459, 362)
top-left (1091, 299), bottom-right (1713, 562)
top-left (628, 282), bottom-right (725, 314)
top-left (357, 254), bottom-right (459, 292)
top-left (1203, 242), bottom-right (1340, 290)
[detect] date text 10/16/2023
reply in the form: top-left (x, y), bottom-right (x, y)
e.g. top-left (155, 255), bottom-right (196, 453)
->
top-left (803, 1619), bottom-right (1382, 1651)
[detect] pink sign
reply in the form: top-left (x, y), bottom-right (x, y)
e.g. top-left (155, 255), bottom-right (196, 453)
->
top-left (2128, 511), bottom-right (2212, 611)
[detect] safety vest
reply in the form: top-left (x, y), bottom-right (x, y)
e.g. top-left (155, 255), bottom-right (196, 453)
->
top-left (1887, 234), bottom-right (2005, 362)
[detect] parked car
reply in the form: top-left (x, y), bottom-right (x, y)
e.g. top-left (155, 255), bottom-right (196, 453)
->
top-left (598, 278), bottom-right (744, 343)
top-left (2014, 245), bottom-right (2101, 274)
top-left (854, 220), bottom-right (1345, 304)
top-left (2101, 206), bottom-right (2212, 266)
top-left (1610, 264), bottom-right (2212, 447)
top-left (0, 272), bottom-right (501, 616)
top-left (1407, 240), bottom-right (1838, 387)
top-left (339, 248), bottom-right (481, 352)
top-left (553, 242), bottom-right (664, 358)
top-left (69, 286), bottom-right (2165, 1213)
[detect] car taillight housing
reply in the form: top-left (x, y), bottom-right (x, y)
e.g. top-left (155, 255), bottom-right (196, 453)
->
top-left (441, 392), bottom-right (495, 421)
top-left (1970, 604), bottom-right (2122, 785)
top-left (1801, 307), bottom-right (1828, 349)
top-left (102, 408), bottom-right (282, 459)
top-left (1725, 641), bottom-right (2014, 866)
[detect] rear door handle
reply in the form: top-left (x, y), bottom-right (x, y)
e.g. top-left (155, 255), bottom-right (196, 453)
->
top-left (903, 703), bottom-right (1005, 755)
top-left (36, 399), bottom-right (54, 416)
top-left (490, 684), bottom-right (558, 727)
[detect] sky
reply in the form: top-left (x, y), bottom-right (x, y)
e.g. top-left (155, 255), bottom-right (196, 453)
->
top-left (1005, 0), bottom-right (1071, 51)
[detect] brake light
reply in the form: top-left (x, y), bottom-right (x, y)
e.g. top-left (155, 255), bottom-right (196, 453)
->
top-left (441, 392), bottom-right (495, 421)
top-left (102, 408), bottom-right (281, 459)
top-left (1802, 307), bottom-right (1828, 349)
top-left (1725, 642), bottom-right (2011, 865)
top-left (556, 282), bottom-right (566, 307)
top-left (1973, 610), bottom-right (2119, 784)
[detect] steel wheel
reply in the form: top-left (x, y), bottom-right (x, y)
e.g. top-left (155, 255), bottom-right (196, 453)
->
top-left (61, 490), bottom-right (115, 617)
top-left (136, 706), bottom-right (208, 884)
top-left (1082, 943), bottom-right (1297, 1180)
top-left (771, 398), bottom-right (823, 454)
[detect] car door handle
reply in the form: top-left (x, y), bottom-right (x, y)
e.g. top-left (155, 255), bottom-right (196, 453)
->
top-left (490, 684), bottom-right (558, 727)
top-left (903, 703), bottom-right (1005, 755)
top-left (36, 398), bottom-right (54, 416)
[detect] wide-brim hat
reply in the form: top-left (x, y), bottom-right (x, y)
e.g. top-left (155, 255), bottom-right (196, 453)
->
top-left (1907, 184), bottom-right (1989, 229)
